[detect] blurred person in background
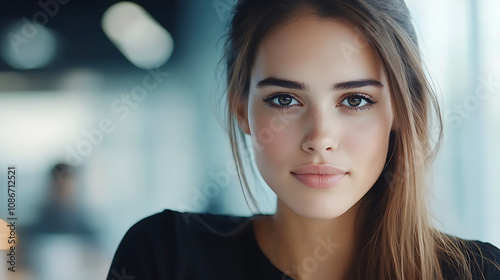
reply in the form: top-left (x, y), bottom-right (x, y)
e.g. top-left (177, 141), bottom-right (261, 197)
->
top-left (17, 163), bottom-right (102, 280)
top-left (27, 163), bottom-right (96, 238)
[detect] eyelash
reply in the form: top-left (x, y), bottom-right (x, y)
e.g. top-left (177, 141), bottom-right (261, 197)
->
top-left (262, 93), bottom-right (378, 112)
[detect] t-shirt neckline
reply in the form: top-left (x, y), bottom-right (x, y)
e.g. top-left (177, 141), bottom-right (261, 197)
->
top-left (247, 214), bottom-right (294, 279)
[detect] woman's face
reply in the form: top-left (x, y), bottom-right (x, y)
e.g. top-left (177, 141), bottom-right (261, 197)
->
top-left (237, 15), bottom-right (394, 219)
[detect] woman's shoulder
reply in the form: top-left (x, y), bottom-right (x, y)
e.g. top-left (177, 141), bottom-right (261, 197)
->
top-left (462, 238), bottom-right (500, 278)
top-left (127, 208), bottom-right (255, 237)
top-left (119, 209), bottom-right (252, 247)
top-left (107, 209), bottom-right (258, 279)
top-left (441, 235), bottom-right (500, 279)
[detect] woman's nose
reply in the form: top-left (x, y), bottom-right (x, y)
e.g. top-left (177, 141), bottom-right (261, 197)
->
top-left (302, 138), bottom-right (338, 153)
top-left (301, 110), bottom-right (339, 153)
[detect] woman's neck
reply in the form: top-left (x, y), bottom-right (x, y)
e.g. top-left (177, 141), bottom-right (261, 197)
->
top-left (254, 198), bottom-right (368, 280)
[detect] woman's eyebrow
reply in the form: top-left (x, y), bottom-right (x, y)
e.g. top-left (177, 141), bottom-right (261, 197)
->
top-left (333, 79), bottom-right (383, 90)
top-left (256, 77), bottom-right (383, 91)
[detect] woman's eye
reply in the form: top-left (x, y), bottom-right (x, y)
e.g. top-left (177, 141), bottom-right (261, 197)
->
top-left (262, 93), bottom-right (300, 110)
top-left (262, 93), bottom-right (377, 112)
top-left (339, 94), bottom-right (377, 112)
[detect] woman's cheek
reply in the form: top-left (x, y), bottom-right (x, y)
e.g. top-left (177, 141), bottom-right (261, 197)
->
top-left (344, 117), bottom-right (389, 169)
top-left (253, 114), bottom-right (298, 156)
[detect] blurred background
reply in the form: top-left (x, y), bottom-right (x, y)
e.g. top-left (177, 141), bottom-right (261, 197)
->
top-left (0, 0), bottom-right (498, 279)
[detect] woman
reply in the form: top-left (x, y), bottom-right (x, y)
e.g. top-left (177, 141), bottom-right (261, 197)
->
top-left (107, 0), bottom-right (500, 279)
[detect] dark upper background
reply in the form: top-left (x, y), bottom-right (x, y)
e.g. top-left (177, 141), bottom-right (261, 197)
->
top-left (0, 0), bottom-right (180, 71)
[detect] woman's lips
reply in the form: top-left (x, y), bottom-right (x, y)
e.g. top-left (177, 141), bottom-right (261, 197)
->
top-left (292, 173), bottom-right (347, 189)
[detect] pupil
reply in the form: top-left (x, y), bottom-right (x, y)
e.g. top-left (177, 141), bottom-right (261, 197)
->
top-left (348, 96), bottom-right (361, 106)
top-left (279, 96), bottom-right (291, 105)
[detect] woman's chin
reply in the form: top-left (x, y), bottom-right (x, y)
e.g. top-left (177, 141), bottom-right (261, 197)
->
top-left (287, 200), bottom-right (352, 220)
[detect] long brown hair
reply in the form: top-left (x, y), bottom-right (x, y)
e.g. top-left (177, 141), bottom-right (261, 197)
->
top-left (215, 0), bottom-right (493, 279)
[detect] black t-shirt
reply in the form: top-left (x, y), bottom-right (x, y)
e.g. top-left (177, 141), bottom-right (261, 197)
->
top-left (107, 209), bottom-right (500, 280)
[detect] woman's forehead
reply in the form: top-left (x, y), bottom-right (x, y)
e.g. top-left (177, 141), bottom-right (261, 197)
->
top-left (251, 15), bottom-right (384, 90)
